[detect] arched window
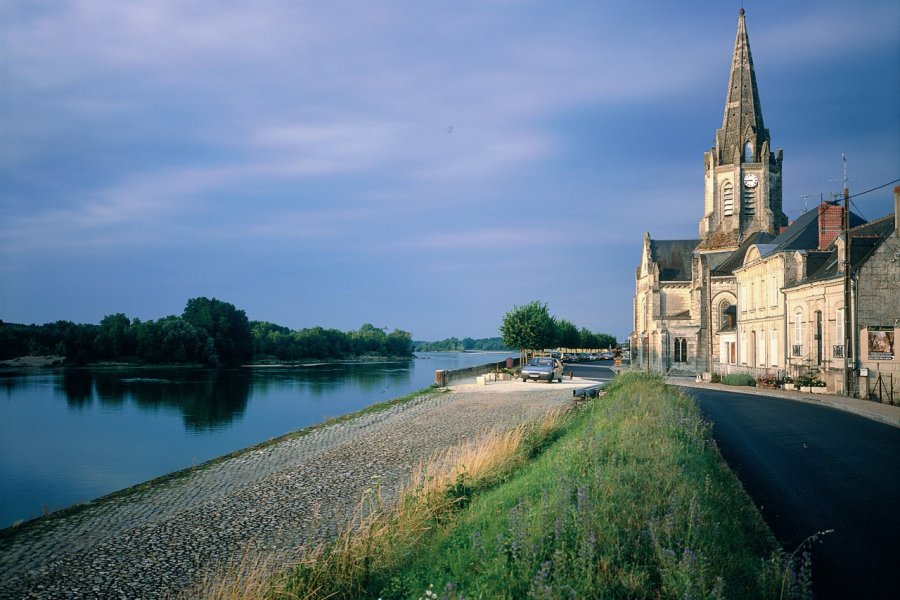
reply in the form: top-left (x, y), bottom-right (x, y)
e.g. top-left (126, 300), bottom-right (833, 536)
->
top-left (743, 141), bottom-right (754, 162)
top-left (674, 337), bottom-right (687, 363)
top-left (720, 301), bottom-right (736, 330)
top-left (641, 298), bottom-right (648, 333)
top-left (723, 182), bottom-right (734, 216)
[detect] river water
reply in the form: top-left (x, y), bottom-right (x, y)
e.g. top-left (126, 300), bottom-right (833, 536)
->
top-left (0, 352), bottom-right (514, 528)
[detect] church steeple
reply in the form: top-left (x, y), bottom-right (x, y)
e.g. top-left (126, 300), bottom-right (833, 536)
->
top-left (716, 8), bottom-right (768, 165)
top-left (699, 9), bottom-right (787, 249)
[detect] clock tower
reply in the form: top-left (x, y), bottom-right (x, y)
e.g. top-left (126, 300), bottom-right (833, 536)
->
top-left (699, 9), bottom-right (787, 250)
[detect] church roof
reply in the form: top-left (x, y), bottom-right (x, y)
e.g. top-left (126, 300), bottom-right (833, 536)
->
top-left (716, 8), bottom-right (767, 164)
top-left (649, 239), bottom-right (698, 281)
top-left (711, 231), bottom-right (773, 275)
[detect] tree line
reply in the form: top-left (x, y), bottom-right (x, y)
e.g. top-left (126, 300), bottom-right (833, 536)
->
top-left (0, 297), bottom-right (413, 366)
top-left (499, 300), bottom-right (618, 354)
top-left (412, 337), bottom-right (509, 352)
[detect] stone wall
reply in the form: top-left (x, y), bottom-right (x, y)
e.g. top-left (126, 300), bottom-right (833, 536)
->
top-left (435, 356), bottom-right (522, 386)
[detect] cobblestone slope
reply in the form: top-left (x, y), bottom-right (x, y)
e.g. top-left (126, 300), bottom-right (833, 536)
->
top-left (0, 379), bottom-right (581, 599)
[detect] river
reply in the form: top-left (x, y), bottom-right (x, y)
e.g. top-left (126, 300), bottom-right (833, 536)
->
top-left (0, 351), bottom-right (515, 529)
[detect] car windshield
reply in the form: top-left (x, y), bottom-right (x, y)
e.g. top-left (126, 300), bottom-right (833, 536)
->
top-left (529, 358), bottom-right (553, 367)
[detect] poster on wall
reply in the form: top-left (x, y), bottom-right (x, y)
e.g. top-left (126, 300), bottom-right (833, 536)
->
top-left (867, 326), bottom-right (895, 361)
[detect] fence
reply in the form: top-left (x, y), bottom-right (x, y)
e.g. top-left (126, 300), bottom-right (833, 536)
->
top-left (435, 356), bottom-right (521, 386)
top-left (714, 363), bottom-right (787, 381)
top-left (864, 370), bottom-right (895, 405)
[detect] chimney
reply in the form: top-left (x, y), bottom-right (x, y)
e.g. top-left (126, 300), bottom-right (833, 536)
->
top-left (818, 201), bottom-right (842, 250)
top-left (894, 186), bottom-right (899, 234)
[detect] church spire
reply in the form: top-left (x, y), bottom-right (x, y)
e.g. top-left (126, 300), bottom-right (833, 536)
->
top-left (716, 8), bottom-right (768, 164)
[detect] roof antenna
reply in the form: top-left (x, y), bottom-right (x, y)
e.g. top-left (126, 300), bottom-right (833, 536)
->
top-left (800, 194), bottom-right (814, 214)
top-left (829, 153), bottom-right (854, 198)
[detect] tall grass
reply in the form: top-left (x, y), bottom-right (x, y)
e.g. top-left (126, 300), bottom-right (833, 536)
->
top-left (279, 407), bottom-right (572, 599)
top-left (199, 373), bottom-right (809, 599)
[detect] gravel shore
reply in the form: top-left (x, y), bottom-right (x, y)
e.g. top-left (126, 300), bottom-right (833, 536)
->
top-left (0, 378), bottom-right (585, 599)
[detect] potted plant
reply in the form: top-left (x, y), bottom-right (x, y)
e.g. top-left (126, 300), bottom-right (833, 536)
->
top-left (756, 375), bottom-right (777, 389)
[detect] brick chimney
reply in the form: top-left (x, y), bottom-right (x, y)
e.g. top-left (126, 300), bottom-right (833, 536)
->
top-left (818, 201), bottom-right (842, 250)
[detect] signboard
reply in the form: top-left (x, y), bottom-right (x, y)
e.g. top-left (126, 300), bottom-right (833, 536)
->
top-left (867, 326), bottom-right (895, 361)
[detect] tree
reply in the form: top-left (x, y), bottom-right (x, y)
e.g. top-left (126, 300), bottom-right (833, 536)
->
top-left (182, 297), bottom-right (252, 365)
top-left (500, 301), bottom-right (556, 356)
top-left (95, 313), bottom-right (135, 359)
top-left (385, 328), bottom-right (413, 357)
top-left (555, 319), bottom-right (581, 349)
top-left (596, 333), bottom-right (618, 350)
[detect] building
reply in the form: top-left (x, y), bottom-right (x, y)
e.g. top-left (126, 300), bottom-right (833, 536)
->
top-left (631, 9), bottom-right (899, 396)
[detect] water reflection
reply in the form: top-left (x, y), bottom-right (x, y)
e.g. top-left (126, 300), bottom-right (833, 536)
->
top-left (19, 361), bottom-right (416, 430)
top-left (0, 353), bottom-right (513, 528)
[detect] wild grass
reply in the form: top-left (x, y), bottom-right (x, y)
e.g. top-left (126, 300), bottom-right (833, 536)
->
top-left (278, 407), bottom-right (573, 599)
top-left (200, 373), bottom-right (810, 599)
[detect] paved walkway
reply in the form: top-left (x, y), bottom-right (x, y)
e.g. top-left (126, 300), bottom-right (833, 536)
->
top-left (666, 376), bottom-right (900, 429)
top-left (0, 378), bottom-right (584, 599)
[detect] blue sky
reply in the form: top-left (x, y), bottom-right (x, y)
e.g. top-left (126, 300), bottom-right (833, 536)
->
top-left (2, 1), bottom-right (898, 342)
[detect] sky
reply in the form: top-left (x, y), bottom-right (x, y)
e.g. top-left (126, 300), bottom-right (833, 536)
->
top-left (2, 1), bottom-right (898, 342)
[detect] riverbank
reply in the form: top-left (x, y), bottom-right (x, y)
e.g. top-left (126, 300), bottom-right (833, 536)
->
top-left (0, 376), bottom-right (582, 599)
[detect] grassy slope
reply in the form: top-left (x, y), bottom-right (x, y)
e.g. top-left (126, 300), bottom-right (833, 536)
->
top-left (215, 373), bottom-right (810, 599)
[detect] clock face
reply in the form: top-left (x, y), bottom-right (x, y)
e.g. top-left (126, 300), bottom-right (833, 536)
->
top-left (743, 173), bottom-right (759, 188)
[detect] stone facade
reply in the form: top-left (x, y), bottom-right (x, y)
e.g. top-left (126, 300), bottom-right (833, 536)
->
top-left (631, 10), bottom-right (900, 397)
top-left (850, 203), bottom-right (900, 398)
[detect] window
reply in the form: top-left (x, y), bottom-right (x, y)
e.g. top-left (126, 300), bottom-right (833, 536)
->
top-left (723, 182), bottom-right (734, 216)
top-left (758, 330), bottom-right (766, 366)
top-left (743, 141), bottom-right (754, 163)
top-left (793, 308), bottom-right (804, 356)
top-left (740, 332), bottom-right (747, 365)
top-left (834, 307), bottom-right (845, 358)
top-left (770, 275), bottom-right (778, 307)
top-left (641, 298), bottom-right (648, 332)
top-left (770, 329), bottom-right (778, 366)
top-left (743, 188), bottom-right (756, 215)
top-left (750, 282), bottom-right (755, 310)
top-left (674, 337), bottom-right (688, 363)
top-left (740, 285), bottom-right (747, 312)
top-left (720, 302), bottom-right (736, 330)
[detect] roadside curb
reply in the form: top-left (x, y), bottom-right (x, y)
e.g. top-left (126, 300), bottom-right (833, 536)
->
top-left (667, 378), bottom-right (900, 429)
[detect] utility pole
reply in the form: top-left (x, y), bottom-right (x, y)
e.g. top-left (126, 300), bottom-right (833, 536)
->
top-left (841, 154), bottom-right (853, 396)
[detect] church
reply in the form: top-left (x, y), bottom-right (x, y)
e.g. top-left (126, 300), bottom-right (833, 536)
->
top-left (631, 9), bottom-right (899, 397)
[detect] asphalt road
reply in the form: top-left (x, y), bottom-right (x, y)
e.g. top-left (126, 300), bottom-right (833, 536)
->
top-left (684, 387), bottom-right (900, 599)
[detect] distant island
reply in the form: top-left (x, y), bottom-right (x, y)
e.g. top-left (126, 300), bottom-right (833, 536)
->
top-left (0, 297), bottom-right (413, 367)
top-left (412, 337), bottom-right (509, 352)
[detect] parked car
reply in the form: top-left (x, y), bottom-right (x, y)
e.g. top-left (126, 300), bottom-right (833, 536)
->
top-left (520, 357), bottom-right (564, 383)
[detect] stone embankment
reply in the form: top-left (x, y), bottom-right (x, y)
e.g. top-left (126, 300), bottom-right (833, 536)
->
top-left (0, 378), bottom-right (584, 599)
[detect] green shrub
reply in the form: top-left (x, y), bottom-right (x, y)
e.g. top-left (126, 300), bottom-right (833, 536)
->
top-left (710, 372), bottom-right (722, 383)
top-left (722, 373), bottom-right (756, 387)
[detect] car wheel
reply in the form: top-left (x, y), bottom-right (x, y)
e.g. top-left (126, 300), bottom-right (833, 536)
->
top-left (557, 376), bottom-right (563, 383)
